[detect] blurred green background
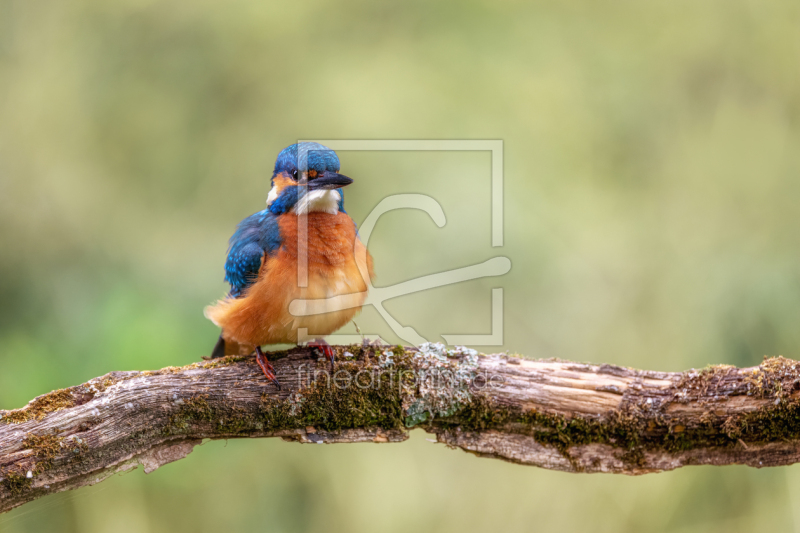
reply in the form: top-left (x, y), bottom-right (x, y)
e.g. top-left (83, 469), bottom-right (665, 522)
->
top-left (2, 0), bottom-right (800, 531)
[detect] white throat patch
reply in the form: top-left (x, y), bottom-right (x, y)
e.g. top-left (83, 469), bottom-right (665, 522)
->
top-left (292, 189), bottom-right (341, 215)
top-left (266, 185), bottom-right (279, 206)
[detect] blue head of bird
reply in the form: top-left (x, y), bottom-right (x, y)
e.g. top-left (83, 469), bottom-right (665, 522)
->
top-left (266, 142), bottom-right (351, 216)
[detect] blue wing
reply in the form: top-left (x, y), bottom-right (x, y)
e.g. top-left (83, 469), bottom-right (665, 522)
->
top-left (224, 209), bottom-right (282, 298)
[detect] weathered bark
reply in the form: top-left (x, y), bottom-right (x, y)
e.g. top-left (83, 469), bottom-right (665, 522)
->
top-left (2, 344), bottom-right (800, 513)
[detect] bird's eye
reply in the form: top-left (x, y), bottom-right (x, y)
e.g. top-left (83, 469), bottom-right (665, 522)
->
top-left (291, 170), bottom-right (298, 180)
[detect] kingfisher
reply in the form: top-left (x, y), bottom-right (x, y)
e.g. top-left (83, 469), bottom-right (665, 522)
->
top-left (204, 142), bottom-right (374, 386)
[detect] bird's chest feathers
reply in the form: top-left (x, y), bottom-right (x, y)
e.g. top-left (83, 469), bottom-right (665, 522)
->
top-left (277, 212), bottom-right (357, 272)
top-left (274, 212), bottom-right (365, 305)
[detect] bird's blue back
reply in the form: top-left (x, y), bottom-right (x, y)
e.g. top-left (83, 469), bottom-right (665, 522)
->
top-left (224, 209), bottom-right (282, 298)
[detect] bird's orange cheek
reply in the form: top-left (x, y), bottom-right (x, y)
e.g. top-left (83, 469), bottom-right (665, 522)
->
top-left (267, 173), bottom-right (296, 205)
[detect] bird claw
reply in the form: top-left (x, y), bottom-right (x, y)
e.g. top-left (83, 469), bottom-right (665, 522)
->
top-left (308, 340), bottom-right (336, 371)
top-left (255, 346), bottom-right (281, 389)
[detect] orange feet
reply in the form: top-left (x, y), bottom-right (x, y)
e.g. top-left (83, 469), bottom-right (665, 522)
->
top-left (308, 340), bottom-right (335, 371)
top-left (255, 346), bottom-right (280, 389)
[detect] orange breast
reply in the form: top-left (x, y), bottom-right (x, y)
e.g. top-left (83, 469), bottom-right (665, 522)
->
top-left (277, 211), bottom-right (361, 269)
top-left (204, 212), bottom-right (374, 347)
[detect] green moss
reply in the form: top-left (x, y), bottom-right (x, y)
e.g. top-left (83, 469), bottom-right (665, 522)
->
top-left (432, 397), bottom-right (654, 467)
top-left (347, 345), bottom-right (365, 360)
top-left (730, 399), bottom-right (800, 442)
top-left (297, 361), bottom-right (404, 430)
top-left (22, 433), bottom-right (64, 474)
top-left (92, 377), bottom-right (118, 393)
top-left (164, 353), bottom-right (408, 436)
top-left (181, 396), bottom-right (214, 420)
top-left (168, 395), bottom-right (215, 431)
top-left (201, 355), bottom-right (252, 369)
top-left (258, 395), bottom-right (298, 430)
top-left (1, 472), bottom-right (31, 496)
top-left (1, 389), bottom-right (75, 424)
top-left (431, 357), bottom-right (800, 467)
top-left (0, 434), bottom-right (64, 496)
top-left (391, 345), bottom-right (406, 360)
top-left (243, 360), bottom-right (405, 433)
top-left (167, 393), bottom-right (262, 435)
top-left (674, 356), bottom-right (800, 403)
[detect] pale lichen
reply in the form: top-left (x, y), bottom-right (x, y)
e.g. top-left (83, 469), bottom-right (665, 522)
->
top-left (404, 343), bottom-right (480, 427)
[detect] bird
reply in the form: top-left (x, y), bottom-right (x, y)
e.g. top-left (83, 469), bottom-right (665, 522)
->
top-left (204, 142), bottom-right (374, 386)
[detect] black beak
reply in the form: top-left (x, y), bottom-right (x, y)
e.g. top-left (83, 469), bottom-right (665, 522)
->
top-left (307, 171), bottom-right (353, 190)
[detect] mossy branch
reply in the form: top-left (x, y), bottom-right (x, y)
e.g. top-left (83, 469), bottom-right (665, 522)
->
top-left (2, 345), bottom-right (800, 513)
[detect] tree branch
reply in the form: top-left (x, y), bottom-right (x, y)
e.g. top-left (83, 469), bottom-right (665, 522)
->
top-left (2, 344), bottom-right (800, 513)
